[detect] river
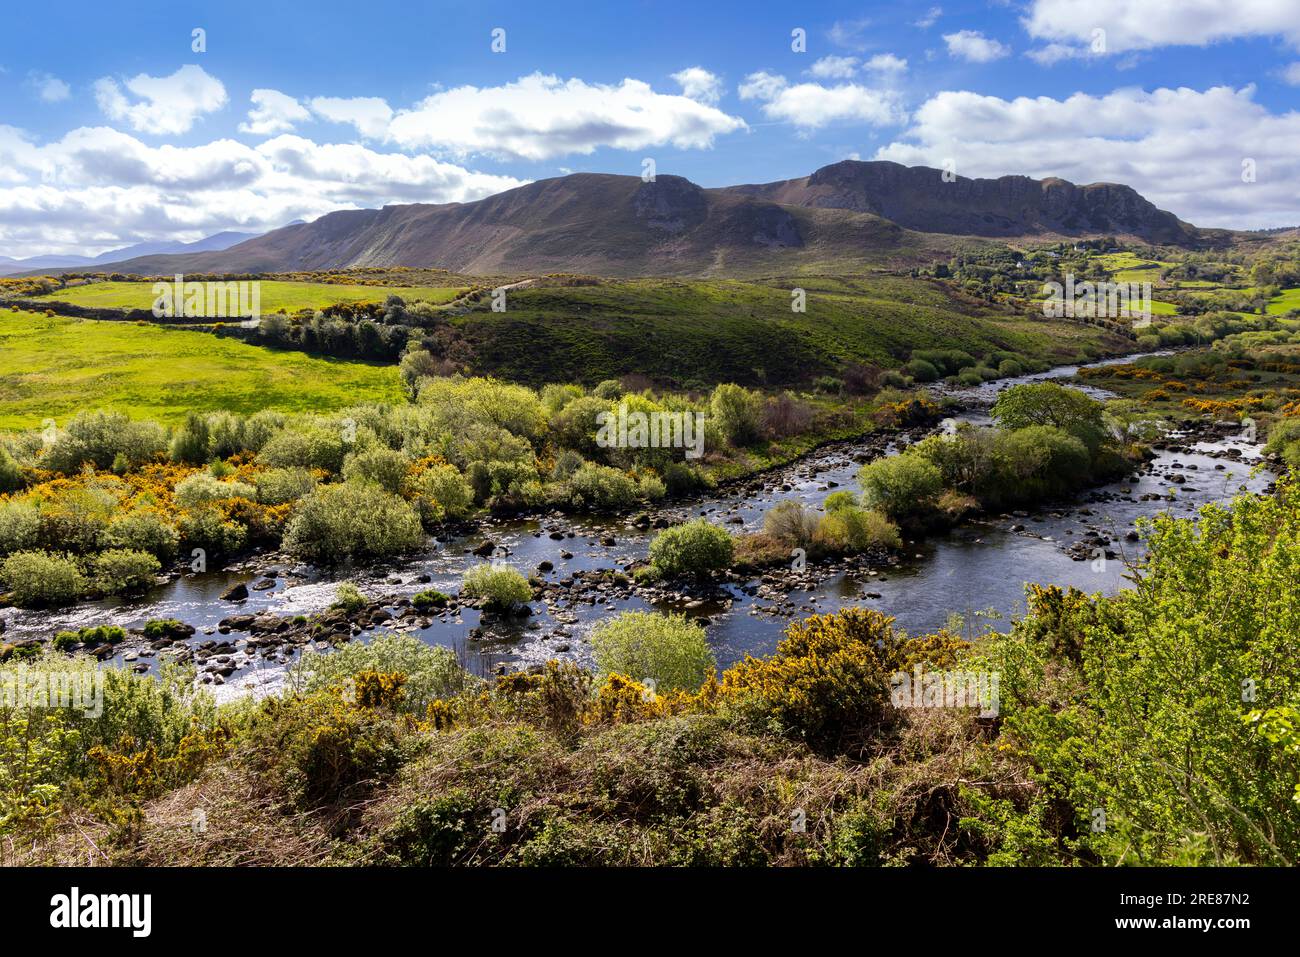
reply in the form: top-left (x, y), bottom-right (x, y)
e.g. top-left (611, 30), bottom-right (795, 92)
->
top-left (0, 354), bottom-right (1273, 697)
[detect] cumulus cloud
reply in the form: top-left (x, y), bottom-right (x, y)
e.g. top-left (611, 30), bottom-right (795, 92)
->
top-left (739, 72), bottom-right (906, 129)
top-left (385, 72), bottom-right (746, 161)
top-left (26, 72), bottom-right (70, 103)
top-left (865, 53), bottom-right (908, 74)
top-left (808, 56), bottom-right (858, 80)
top-left (874, 84), bottom-right (1300, 228)
top-left (1024, 0), bottom-right (1300, 56)
top-left (308, 96), bottom-right (394, 139)
top-left (240, 89), bottom-right (311, 135)
top-left (93, 64), bottom-right (227, 135)
top-left (671, 67), bottom-right (723, 105)
top-left (0, 125), bottom-right (525, 258)
top-left (915, 6), bottom-right (943, 28)
top-left (944, 30), bottom-right (1011, 62)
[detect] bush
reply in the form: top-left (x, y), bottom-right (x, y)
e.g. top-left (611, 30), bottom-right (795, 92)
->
top-left (0, 500), bottom-right (40, 557)
top-left (43, 410), bottom-right (166, 474)
top-left (101, 510), bottom-right (180, 563)
top-left (709, 384), bottom-right (764, 446)
top-left (406, 463), bottom-right (474, 524)
top-left (91, 548), bottom-right (161, 596)
top-left (762, 500), bottom-right (819, 548)
top-left (173, 473), bottom-right (257, 509)
top-left (0, 550), bottom-right (85, 607)
top-left (291, 632), bottom-right (478, 715)
top-left (255, 468), bottom-right (318, 506)
top-left (590, 611), bottom-right (716, 693)
top-left (257, 427), bottom-right (346, 474)
top-left (412, 589), bottom-right (450, 610)
top-left (662, 461), bottom-right (709, 496)
top-left (343, 447), bottom-right (411, 494)
top-left (0, 445), bottom-right (24, 493)
top-left (283, 483), bottom-right (424, 563)
top-left (814, 507), bottom-right (901, 553)
top-left (461, 563), bottom-right (532, 611)
top-left (331, 582), bottom-right (368, 613)
top-left (566, 463), bottom-right (639, 511)
top-left (904, 358), bottom-right (940, 382)
top-left (648, 519), bottom-right (734, 579)
top-left (857, 452), bottom-right (943, 522)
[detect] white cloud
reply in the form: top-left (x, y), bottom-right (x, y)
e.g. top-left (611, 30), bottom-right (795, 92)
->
top-left (386, 72), bottom-right (746, 161)
top-left (828, 18), bottom-right (872, 51)
top-left (740, 72), bottom-right (906, 129)
top-left (809, 56), bottom-right (858, 80)
top-left (944, 30), bottom-right (1011, 62)
top-left (26, 72), bottom-right (70, 103)
top-left (865, 53), bottom-right (908, 74)
top-left (875, 84), bottom-right (1300, 228)
top-left (1284, 62), bottom-right (1300, 85)
top-left (0, 125), bottom-right (526, 258)
top-left (240, 89), bottom-right (311, 135)
top-left (308, 96), bottom-right (394, 139)
top-left (671, 67), bottom-right (723, 105)
top-left (915, 6), bottom-right (943, 28)
top-left (93, 64), bottom-right (227, 135)
top-left (1024, 0), bottom-right (1300, 55)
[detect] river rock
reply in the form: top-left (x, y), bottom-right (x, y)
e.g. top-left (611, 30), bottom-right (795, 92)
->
top-left (220, 582), bottom-right (249, 602)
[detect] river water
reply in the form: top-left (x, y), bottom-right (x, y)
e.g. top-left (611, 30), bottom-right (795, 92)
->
top-left (0, 354), bottom-right (1273, 697)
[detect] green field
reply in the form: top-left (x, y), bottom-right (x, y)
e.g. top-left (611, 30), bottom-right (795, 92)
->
top-left (1266, 287), bottom-right (1300, 315)
top-left (457, 276), bottom-right (1132, 387)
top-left (33, 280), bottom-right (464, 313)
top-left (0, 310), bottom-right (404, 429)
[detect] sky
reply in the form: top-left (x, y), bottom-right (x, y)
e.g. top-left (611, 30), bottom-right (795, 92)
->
top-left (1, 0), bottom-right (1299, 258)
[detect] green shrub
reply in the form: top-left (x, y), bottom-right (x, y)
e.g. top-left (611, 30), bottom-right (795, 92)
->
top-left (412, 589), bottom-right (450, 610)
top-left (566, 463), bottom-right (639, 511)
top-left (282, 482), bottom-right (424, 563)
top-left (857, 452), bottom-right (943, 522)
top-left (709, 384), bottom-right (764, 446)
top-left (291, 632), bottom-right (479, 715)
top-left (461, 563), bottom-right (532, 611)
top-left (173, 473), bottom-right (257, 509)
top-left (0, 445), bottom-right (24, 493)
top-left (407, 463), bottom-right (474, 523)
top-left (343, 447), bottom-right (411, 494)
top-left (0, 500), bottom-right (40, 557)
top-left (257, 426), bottom-right (346, 474)
top-left (177, 505), bottom-right (247, 558)
top-left (101, 509), bottom-right (180, 563)
top-left (255, 467), bottom-right (318, 506)
top-left (648, 519), bottom-right (734, 579)
top-left (43, 410), bottom-right (166, 474)
top-left (331, 582), bottom-right (368, 613)
top-left (662, 461), bottom-right (709, 496)
top-left (0, 550), bottom-right (86, 607)
top-left (904, 358), bottom-right (940, 382)
top-left (143, 618), bottom-right (185, 640)
top-left (590, 611), bottom-right (716, 693)
top-left (91, 548), bottom-right (161, 595)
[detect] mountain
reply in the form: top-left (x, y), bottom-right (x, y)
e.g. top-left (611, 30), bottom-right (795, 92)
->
top-left (0, 230), bottom-right (261, 276)
top-left (42, 162), bottom-right (1221, 279)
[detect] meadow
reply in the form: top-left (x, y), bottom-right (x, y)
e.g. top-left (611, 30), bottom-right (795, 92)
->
top-left (0, 310), bottom-right (404, 428)
top-left (33, 279), bottom-right (465, 313)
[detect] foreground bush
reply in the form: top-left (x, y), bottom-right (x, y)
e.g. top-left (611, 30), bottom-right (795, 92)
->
top-left (291, 633), bottom-right (480, 715)
top-left (282, 482), bottom-right (424, 563)
top-left (648, 519), bottom-right (733, 579)
top-left (590, 611), bottom-right (716, 693)
top-left (90, 548), bottom-right (161, 596)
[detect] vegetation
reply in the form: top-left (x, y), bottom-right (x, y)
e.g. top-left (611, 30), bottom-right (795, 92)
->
top-left (589, 611), bottom-right (716, 693)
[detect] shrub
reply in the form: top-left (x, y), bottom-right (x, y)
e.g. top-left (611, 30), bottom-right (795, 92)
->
top-left (904, 358), bottom-right (940, 382)
top-left (0, 550), bottom-right (85, 607)
top-left (255, 467), bottom-right (318, 506)
top-left (343, 447), bottom-right (411, 494)
top-left (177, 505), bottom-right (247, 558)
top-left (0, 500), bottom-right (40, 557)
top-left (857, 452), bottom-right (943, 522)
top-left (709, 384), bottom-right (764, 446)
top-left (43, 410), bottom-right (166, 474)
top-left (814, 507), bottom-right (901, 552)
top-left (823, 490), bottom-right (860, 512)
top-left (91, 548), bottom-right (161, 596)
top-left (257, 427), bottom-right (346, 474)
top-left (590, 611), bottom-right (716, 693)
top-left (412, 589), bottom-right (450, 610)
top-left (662, 461), bottom-right (709, 496)
top-left (566, 463), bottom-right (639, 511)
top-left (997, 358), bottom-right (1025, 377)
top-left (101, 510), bottom-right (180, 563)
top-left (648, 519), bottom-right (734, 579)
top-left (0, 445), bottom-right (24, 493)
top-left (331, 582), bottom-right (368, 613)
top-left (406, 463), bottom-right (474, 523)
top-left (461, 563), bottom-right (532, 611)
top-left (762, 500), bottom-right (819, 548)
top-left (291, 632), bottom-right (478, 715)
top-left (282, 483), bottom-right (424, 563)
top-left (992, 381), bottom-right (1108, 453)
top-left (173, 473), bottom-right (257, 509)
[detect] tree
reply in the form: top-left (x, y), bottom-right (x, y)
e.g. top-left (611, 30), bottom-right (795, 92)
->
top-left (991, 381), bottom-right (1107, 453)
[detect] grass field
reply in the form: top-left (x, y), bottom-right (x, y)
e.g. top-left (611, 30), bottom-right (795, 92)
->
top-left (458, 276), bottom-right (1132, 388)
top-left (32, 280), bottom-right (465, 313)
top-left (1266, 287), bottom-right (1300, 315)
top-left (0, 310), bottom-right (404, 429)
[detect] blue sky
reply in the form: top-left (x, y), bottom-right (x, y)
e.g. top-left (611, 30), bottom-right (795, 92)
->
top-left (2, 0), bottom-right (1299, 257)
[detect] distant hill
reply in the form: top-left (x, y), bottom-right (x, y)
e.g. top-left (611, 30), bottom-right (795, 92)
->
top-left (41, 162), bottom-right (1230, 279)
top-left (0, 230), bottom-right (260, 276)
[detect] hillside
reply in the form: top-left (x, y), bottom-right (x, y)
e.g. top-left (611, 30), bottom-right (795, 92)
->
top-left (45, 162), bottom-right (1228, 280)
